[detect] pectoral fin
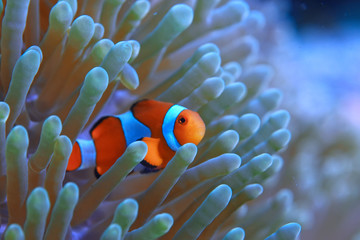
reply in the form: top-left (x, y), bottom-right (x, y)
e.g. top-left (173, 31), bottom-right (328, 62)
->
top-left (141, 137), bottom-right (163, 168)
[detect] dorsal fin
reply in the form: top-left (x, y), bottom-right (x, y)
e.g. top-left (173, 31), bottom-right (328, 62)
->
top-left (89, 116), bottom-right (110, 136)
top-left (131, 99), bottom-right (173, 138)
top-left (130, 99), bottom-right (149, 113)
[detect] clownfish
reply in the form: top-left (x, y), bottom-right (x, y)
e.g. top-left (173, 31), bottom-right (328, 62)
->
top-left (66, 99), bottom-right (206, 177)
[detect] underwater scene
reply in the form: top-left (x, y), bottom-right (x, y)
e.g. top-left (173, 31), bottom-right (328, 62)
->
top-left (0, 0), bottom-right (359, 239)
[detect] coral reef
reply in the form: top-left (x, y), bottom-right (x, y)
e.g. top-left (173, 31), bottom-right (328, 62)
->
top-left (0, 0), bottom-right (301, 239)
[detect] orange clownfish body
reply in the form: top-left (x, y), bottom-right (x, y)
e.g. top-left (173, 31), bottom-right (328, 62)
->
top-left (66, 99), bottom-right (206, 176)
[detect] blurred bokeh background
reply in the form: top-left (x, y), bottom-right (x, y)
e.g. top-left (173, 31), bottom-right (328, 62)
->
top-left (251, 0), bottom-right (360, 239)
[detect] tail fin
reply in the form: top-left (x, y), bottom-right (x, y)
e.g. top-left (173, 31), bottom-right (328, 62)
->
top-left (66, 139), bottom-right (96, 171)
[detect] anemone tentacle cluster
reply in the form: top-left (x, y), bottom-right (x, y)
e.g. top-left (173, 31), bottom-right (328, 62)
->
top-left (0, 0), bottom-right (301, 239)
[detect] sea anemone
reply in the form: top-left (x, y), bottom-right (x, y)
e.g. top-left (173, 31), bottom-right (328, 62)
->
top-left (0, 0), bottom-right (301, 239)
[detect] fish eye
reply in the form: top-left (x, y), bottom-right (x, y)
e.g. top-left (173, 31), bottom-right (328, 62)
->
top-left (178, 116), bottom-right (186, 124)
